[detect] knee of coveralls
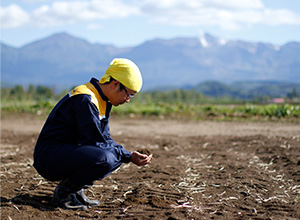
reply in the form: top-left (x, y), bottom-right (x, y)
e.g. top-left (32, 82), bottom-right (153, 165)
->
top-left (66, 146), bottom-right (124, 187)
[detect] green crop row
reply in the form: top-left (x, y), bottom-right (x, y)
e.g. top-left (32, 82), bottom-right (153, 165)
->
top-left (1, 99), bottom-right (57, 116)
top-left (112, 102), bottom-right (300, 121)
top-left (1, 98), bottom-right (300, 121)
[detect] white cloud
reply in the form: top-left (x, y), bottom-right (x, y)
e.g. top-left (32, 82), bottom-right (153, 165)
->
top-left (1, 0), bottom-right (300, 30)
top-left (140, 0), bottom-right (300, 29)
top-left (201, 0), bottom-right (264, 10)
top-left (1, 0), bottom-right (139, 28)
top-left (21, 0), bottom-right (49, 2)
top-left (140, 0), bottom-right (264, 14)
top-left (0, 4), bottom-right (30, 28)
top-left (262, 9), bottom-right (300, 26)
top-left (31, 0), bottom-right (140, 27)
top-left (86, 23), bottom-right (103, 30)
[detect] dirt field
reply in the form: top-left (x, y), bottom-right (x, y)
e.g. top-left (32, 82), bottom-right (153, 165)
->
top-left (1, 113), bottom-right (300, 220)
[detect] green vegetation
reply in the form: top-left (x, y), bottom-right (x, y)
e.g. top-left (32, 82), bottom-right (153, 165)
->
top-left (1, 85), bottom-right (66, 116)
top-left (194, 80), bottom-right (300, 100)
top-left (1, 85), bottom-right (300, 121)
top-left (113, 100), bottom-right (300, 121)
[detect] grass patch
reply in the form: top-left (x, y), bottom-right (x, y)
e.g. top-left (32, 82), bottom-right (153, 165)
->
top-left (2, 98), bottom-right (300, 122)
top-left (112, 102), bottom-right (300, 121)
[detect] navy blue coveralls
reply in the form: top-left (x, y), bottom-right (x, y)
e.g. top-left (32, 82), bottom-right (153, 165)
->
top-left (33, 78), bottom-right (132, 187)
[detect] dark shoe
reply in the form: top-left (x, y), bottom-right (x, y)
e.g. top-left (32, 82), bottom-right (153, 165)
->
top-left (53, 184), bottom-right (88, 210)
top-left (76, 189), bottom-right (100, 207)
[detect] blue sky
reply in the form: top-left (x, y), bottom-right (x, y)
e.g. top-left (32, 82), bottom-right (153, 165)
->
top-left (1, 0), bottom-right (300, 48)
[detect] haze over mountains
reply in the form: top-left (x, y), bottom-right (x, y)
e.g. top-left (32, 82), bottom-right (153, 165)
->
top-left (1, 32), bottom-right (300, 93)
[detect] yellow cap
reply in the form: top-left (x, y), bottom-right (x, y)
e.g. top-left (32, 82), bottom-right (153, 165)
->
top-left (100, 58), bottom-right (143, 92)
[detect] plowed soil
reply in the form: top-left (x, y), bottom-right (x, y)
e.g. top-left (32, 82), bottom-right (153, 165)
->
top-left (1, 113), bottom-right (300, 220)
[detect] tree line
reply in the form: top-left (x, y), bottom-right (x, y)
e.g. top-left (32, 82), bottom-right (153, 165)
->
top-left (1, 85), bottom-right (63, 100)
top-left (1, 84), bottom-right (299, 104)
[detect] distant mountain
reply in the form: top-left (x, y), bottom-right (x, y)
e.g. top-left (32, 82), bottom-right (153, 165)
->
top-left (1, 32), bottom-right (300, 91)
top-left (192, 80), bottom-right (300, 99)
top-left (1, 33), bottom-right (130, 90)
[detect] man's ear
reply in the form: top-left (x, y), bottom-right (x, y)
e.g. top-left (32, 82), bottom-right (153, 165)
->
top-left (110, 80), bottom-right (118, 88)
top-left (111, 80), bottom-right (121, 91)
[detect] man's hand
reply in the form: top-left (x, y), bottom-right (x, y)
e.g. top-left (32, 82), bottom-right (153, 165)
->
top-left (130, 151), bottom-right (153, 166)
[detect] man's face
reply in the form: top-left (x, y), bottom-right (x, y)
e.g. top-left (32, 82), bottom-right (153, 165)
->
top-left (110, 82), bottom-right (136, 106)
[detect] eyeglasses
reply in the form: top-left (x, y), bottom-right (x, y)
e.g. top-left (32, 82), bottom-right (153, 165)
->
top-left (120, 83), bottom-right (134, 99)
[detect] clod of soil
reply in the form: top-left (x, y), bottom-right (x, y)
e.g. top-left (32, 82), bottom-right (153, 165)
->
top-left (137, 148), bottom-right (152, 156)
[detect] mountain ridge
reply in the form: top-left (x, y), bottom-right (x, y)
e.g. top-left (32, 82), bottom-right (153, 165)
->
top-left (1, 32), bottom-right (300, 91)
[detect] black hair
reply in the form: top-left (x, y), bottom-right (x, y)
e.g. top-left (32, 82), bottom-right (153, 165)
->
top-left (104, 77), bottom-right (123, 91)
